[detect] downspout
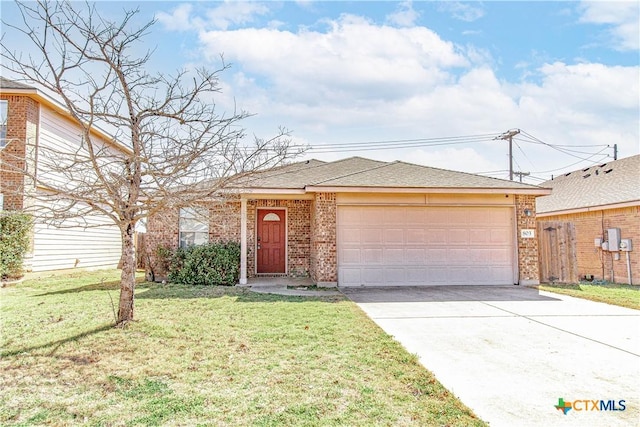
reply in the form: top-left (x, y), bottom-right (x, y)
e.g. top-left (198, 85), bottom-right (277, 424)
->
top-left (626, 251), bottom-right (633, 285)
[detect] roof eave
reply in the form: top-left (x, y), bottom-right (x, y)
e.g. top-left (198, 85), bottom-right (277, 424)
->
top-left (305, 185), bottom-right (552, 195)
top-left (537, 199), bottom-right (640, 217)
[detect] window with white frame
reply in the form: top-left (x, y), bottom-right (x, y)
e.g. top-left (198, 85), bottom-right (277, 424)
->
top-left (179, 207), bottom-right (209, 248)
top-left (0, 100), bottom-right (7, 148)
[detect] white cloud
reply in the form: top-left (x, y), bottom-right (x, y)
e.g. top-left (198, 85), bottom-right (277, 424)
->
top-left (198, 13), bottom-right (469, 108)
top-left (578, 1), bottom-right (640, 51)
top-left (155, 4), bottom-right (194, 32)
top-left (386, 1), bottom-right (420, 28)
top-left (156, 1), bottom-right (271, 32)
top-left (160, 5), bottom-right (638, 179)
top-left (438, 2), bottom-right (485, 22)
top-left (205, 1), bottom-right (270, 30)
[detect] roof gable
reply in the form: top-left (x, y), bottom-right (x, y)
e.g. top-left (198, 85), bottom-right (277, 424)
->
top-left (536, 155), bottom-right (640, 213)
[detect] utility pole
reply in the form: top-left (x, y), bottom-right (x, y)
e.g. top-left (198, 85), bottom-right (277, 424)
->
top-left (495, 129), bottom-right (520, 180)
top-left (514, 171), bottom-right (530, 183)
top-left (613, 143), bottom-right (618, 160)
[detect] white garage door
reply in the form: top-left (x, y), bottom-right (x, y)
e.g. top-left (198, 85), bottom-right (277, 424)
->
top-left (337, 206), bottom-right (515, 286)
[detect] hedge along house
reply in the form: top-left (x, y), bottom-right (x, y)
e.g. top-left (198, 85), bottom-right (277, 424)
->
top-left (536, 155), bottom-right (639, 285)
top-left (0, 77), bottom-right (126, 272)
top-left (146, 157), bottom-right (551, 287)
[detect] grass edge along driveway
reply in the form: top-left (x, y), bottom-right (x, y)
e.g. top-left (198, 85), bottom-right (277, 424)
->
top-left (537, 282), bottom-right (639, 310)
top-left (0, 270), bottom-right (486, 426)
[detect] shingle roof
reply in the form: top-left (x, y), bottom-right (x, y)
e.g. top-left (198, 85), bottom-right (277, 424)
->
top-left (239, 156), bottom-right (547, 192)
top-left (0, 77), bottom-right (35, 90)
top-left (536, 155), bottom-right (640, 214)
top-left (312, 160), bottom-right (542, 189)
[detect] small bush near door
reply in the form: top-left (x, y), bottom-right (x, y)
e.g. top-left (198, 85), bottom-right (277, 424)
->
top-left (168, 242), bottom-right (240, 286)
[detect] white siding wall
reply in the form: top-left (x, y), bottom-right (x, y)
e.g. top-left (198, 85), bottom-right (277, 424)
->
top-left (29, 106), bottom-right (122, 272)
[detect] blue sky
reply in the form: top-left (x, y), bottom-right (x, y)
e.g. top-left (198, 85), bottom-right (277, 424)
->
top-left (3, 1), bottom-right (639, 182)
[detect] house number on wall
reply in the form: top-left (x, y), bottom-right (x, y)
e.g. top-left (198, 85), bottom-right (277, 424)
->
top-left (521, 229), bottom-right (535, 238)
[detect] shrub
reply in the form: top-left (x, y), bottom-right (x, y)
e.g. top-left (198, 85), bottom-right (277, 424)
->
top-left (168, 241), bottom-right (240, 286)
top-left (0, 212), bottom-right (32, 280)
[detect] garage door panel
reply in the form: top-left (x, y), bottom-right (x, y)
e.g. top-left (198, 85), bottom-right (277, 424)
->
top-left (338, 206), bottom-right (515, 286)
top-left (469, 229), bottom-right (490, 244)
top-left (362, 268), bottom-right (385, 284)
top-left (490, 228), bottom-right (511, 243)
top-left (340, 268), bottom-right (362, 284)
top-left (384, 248), bottom-right (404, 264)
top-left (448, 248), bottom-right (469, 263)
top-left (384, 229), bottom-right (404, 244)
top-left (449, 229), bottom-right (469, 244)
top-left (427, 267), bottom-right (448, 282)
top-left (407, 268), bottom-right (428, 282)
top-left (405, 209), bottom-right (426, 225)
top-left (407, 228), bottom-right (426, 244)
top-left (427, 248), bottom-right (448, 263)
top-left (340, 247), bottom-right (361, 264)
top-left (342, 228), bottom-right (362, 244)
top-left (363, 248), bottom-right (383, 264)
top-left (362, 229), bottom-right (383, 244)
top-left (406, 248), bottom-right (426, 263)
top-left (427, 229), bottom-right (447, 244)
top-left (384, 267), bottom-right (407, 284)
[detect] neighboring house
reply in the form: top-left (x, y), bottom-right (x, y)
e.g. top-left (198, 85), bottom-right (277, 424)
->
top-left (536, 155), bottom-right (640, 284)
top-left (0, 77), bottom-right (124, 272)
top-left (146, 157), bottom-right (551, 287)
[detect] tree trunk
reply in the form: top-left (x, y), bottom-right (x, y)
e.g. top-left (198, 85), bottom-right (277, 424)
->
top-left (117, 223), bottom-right (136, 325)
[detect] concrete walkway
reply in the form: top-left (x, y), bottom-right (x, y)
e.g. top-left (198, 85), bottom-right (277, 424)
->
top-left (242, 277), bottom-right (342, 297)
top-left (342, 285), bottom-right (640, 427)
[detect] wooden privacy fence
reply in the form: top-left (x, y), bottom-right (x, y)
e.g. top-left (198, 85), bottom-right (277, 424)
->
top-left (537, 221), bottom-right (578, 283)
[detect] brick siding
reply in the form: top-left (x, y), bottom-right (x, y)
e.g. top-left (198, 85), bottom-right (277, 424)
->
top-left (310, 192), bottom-right (337, 284)
top-left (540, 206), bottom-right (639, 284)
top-left (516, 194), bottom-right (540, 284)
top-left (0, 94), bottom-right (39, 210)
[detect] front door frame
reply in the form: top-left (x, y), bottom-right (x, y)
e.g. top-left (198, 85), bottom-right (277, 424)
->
top-left (255, 207), bottom-right (287, 274)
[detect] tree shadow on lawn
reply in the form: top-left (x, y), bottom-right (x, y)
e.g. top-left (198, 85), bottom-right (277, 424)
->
top-left (34, 278), bottom-right (145, 297)
top-left (135, 283), bottom-right (345, 304)
top-left (1, 323), bottom-right (114, 358)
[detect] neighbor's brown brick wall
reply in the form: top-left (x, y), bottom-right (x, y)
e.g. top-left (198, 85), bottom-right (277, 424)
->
top-left (539, 206), bottom-right (639, 284)
top-left (310, 192), bottom-right (337, 284)
top-left (516, 194), bottom-right (540, 284)
top-left (0, 94), bottom-right (39, 210)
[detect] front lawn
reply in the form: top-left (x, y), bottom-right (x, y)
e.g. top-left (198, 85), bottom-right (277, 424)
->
top-left (0, 270), bottom-right (485, 426)
top-left (538, 282), bottom-right (640, 310)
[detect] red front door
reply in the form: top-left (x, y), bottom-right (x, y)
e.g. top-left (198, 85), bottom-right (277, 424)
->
top-left (257, 209), bottom-right (286, 274)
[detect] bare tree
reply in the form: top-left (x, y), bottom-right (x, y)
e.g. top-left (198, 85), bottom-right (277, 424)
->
top-left (1, 1), bottom-right (301, 325)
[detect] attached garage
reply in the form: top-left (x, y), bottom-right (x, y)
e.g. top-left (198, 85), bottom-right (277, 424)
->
top-left (337, 205), bottom-right (516, 286)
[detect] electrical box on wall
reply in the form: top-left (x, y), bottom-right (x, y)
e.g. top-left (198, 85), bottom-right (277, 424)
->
top-left (620, 239), bottom-right (633, 252)
top-left (594, 237), bottom-right (602, 247)
top-left (601, 241), bottom-right (609, 251)
top-left (607, 228), bottom-right (621, 251)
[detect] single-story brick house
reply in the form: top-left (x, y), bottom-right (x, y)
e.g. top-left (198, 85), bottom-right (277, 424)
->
top-left (146, 157), bottom-right (551, 287)
top-left (536, 154), bottom-right (639, 284)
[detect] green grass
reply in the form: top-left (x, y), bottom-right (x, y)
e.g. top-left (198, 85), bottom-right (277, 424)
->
top-left (538, 282), bottom-right (640, 310)
top-left (1, 270), bottom-right (485, 426)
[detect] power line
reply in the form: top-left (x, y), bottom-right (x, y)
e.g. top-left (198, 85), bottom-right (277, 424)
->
top-left (301, 133), bottom-right (497, 153)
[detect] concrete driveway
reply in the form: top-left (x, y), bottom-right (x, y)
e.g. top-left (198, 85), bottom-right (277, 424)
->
top-left (342, 286), bottom-right (640, 427)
